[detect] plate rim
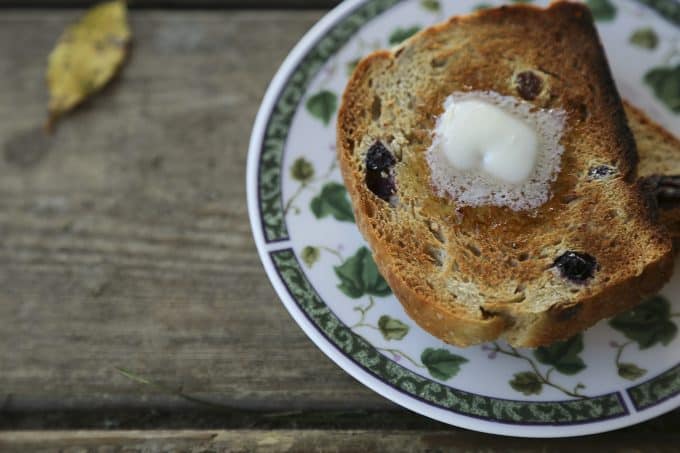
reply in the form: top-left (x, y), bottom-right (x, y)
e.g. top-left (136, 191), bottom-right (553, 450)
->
top-left (246, 0), bottom-right (680, 438)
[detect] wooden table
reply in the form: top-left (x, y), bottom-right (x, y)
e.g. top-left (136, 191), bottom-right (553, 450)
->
top-left (0, 2), bottom-right (678, 451)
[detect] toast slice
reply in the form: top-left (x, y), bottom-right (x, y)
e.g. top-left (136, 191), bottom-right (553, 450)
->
top-left (336, 2), bottom-right (674, 347)
top-left (624, 101), bottom-right (680, 239)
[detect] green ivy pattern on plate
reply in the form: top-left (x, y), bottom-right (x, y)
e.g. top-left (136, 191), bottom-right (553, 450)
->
top-left (608, 296), bottom-right (679, 382)
top-left (645, 65), bottom-right (680, 113)
top-left (610, 295), bottom-right (678, 349)
top-left (305, 242), bottom-right (469, 381)
top-left (272, 248), bottom-right (628, 423)
top-left (587, 0), bottom-right (618, 21)
top-left (306, 90), bottom-right (338, 125)
top-left (619, 2), bottom-right (680, 111)
top-left (635, 0), bottom-right (680, 25)
top-left (630, 27), bottom-right (659, 49)
top-left (253, 0), bottom-right (680, 432)
top-left (485, 339), bottom-right (588, 399)
top-left (420, 0), bottom-right (441, 12)
top-left (388, 26), bottom-right (422, 45)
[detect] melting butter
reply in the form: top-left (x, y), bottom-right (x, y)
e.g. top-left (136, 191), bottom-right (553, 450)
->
top-left (436, 98), bottom-right (538, 185)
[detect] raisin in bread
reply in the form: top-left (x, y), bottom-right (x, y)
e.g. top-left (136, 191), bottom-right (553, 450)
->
top-left (624, 101), bottom-right (680, 240)
top-left (336, 2), bottom-right (673, 347)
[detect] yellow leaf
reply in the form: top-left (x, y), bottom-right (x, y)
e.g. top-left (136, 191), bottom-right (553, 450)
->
top-left (46, 0), bottom-right (131, 130)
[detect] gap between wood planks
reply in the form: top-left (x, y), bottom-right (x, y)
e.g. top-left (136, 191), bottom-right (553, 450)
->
top-left (1, 428), bottom-right (680, 451)
top-left (1, 406), bottom-right (678, 431)
top-left (0, 407), bottom-right (447, 430)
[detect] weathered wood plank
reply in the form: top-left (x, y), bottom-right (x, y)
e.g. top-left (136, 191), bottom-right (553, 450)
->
top-left (0, 10), bottom-right (394, 411)
top-left (0, 1), bottom-right (341, 7)
top-left (2, 428), bottom-right (680, 452)
top-left (0, 408), bottom-right (451, 430)
top-left (1, 405), bottom-right (678, 431)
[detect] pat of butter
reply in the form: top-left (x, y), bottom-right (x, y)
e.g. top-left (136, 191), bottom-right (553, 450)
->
top-left (436, 99), bottom-right (538, 185)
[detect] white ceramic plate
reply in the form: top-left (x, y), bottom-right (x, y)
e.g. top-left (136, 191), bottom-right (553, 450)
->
top-left (247, 0), bottom-right (680, 437)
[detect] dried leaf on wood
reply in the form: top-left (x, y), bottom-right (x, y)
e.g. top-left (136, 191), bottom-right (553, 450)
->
top-left (46, 0), bottom-right (131, 130)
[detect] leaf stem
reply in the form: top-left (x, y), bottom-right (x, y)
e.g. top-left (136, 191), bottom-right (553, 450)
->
top-left (283, 159), bottom-right (339, 218)
top-left (614, 341), bottom-right (632, 367)
top-left (492, 343), bottom-right (586, 399)
top-left (283, 182), bottom-right (307, 217)
top-left (376, 347), bottom-right (425, 369)
top-left (662, 37), bottom-right (680, 65)
top-left (319, 245), bottom-right (344, 262)
top-left (317, 159), bottom-right (337, 181)
top-left (545, 367), bottom-right (554, 382)
top-left (352, 322), bottom-right (380, 331)
top-left (351, 296), bottom-right (375, 328)
top-left (349, 297), bottom-right (421, 370)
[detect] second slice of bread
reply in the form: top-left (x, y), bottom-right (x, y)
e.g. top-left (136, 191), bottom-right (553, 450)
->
top-left (625, 101), bottom-right (680, 240)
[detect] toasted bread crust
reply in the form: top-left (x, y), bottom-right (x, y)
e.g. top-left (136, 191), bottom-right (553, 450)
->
top-left (337, 2), bottom-right (673, 347)
top-left (624, 101), bottom-right (680, 240)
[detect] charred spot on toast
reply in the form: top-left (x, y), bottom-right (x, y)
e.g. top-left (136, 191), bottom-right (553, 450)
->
top-left (365, 141), bottom-right (397, 202)
top-left (588, 165), bottom-right (616, 179)
top-left (514, 70), bottom-right (543, 100)
top-left (553, 251), bottom-right (598, 283)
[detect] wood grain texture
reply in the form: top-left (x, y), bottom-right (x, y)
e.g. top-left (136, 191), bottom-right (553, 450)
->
top-left (0, 10), bottom-right (393, 412)
top-left (3, 429), bottom-right (680, 452)
top-left (0, 0), bottom-right (341, 7)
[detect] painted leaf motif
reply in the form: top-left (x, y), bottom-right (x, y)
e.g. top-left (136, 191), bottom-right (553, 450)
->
top-left (630, 28), bottom-right (658, 49)
top-left (305, 90), bottom-right (337, 125)
top-left (421, 348), bottom-right (468, 380)
top-left (473, 3), bottom-right (493, 11)
top-left (301, 246), bottom-right (320, 268)
top-left (533, 333), bottom-right (586, 375)
top-left (420, 0), bottom-right (440, 11)
top-left (378, 315), bottom-right (409, 340)
top-left (46, 0), bottom-right (131, 129)
top-left (509, 371), bottom-right (543, 396)
top-left (290, 157), bottom-right (314, 183)
top-left (310, 182), bottom-right (355, 222)
top-left (618, 362), bottom-right (647, 381)
top-left (388, 26), bottom-right (421, 45)
top-left (644, 65), bottom-right (680, 113)
top-left (333, 247), bottom-right (391, 298)
top-left (586, 0), bottom-right (617, 21)
top-left (609, 295), bottom-right (678, 349)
